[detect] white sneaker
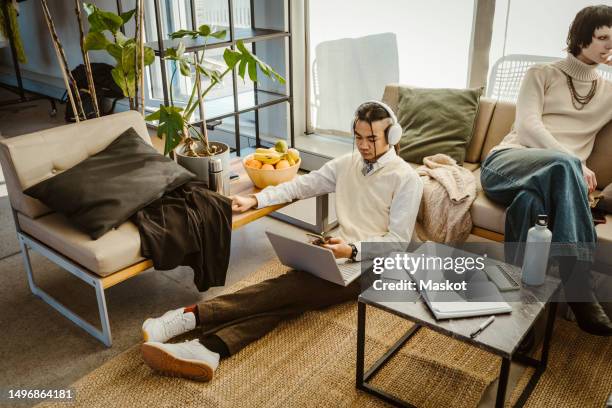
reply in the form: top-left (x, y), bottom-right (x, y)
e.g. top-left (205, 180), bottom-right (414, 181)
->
top-left (141, 340), bottom-right (220, 382)
top-left (142, 308), bottom-right (197, 343)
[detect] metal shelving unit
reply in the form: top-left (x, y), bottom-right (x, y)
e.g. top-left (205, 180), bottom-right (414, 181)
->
top-left (147, 0), bottom-right (294, 155)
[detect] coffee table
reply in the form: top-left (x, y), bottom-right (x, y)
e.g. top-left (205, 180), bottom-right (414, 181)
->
top-left (355, 263), bottom-right (561, 408)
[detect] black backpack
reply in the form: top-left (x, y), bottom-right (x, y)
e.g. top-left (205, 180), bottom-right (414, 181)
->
top-left (64, 63), bottom-right (124, 122)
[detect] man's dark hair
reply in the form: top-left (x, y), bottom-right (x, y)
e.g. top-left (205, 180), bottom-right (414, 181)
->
top-left (353, 102), bottom-right (400, 154)
top-left (566, 5), bottom-right (612, 56)
top-left (354, 102), bottom-right (391, 139)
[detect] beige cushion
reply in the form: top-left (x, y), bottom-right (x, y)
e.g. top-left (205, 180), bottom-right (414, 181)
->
top-left (18, 212), bottom-right (144, 276)
top-left (406, 161), bottom-right (479, 171)
top-left (465, 98), bottom-right (496, 163)
top-left (462, 162), bottom-right (480, 171)
top-left (382, 83), bottom-right (401, 113)
top-left (0, 111), bottom-right (150, 219)
top-left (587, 120), bottom-right (612, 188)
top-left (470, 168), bottom-right (506, 234)
top-left (479, 101), bottom-right (516, 162)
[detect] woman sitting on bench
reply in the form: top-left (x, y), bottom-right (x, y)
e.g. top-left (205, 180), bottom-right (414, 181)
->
top-left (480, 5), bottom-right (612, 336)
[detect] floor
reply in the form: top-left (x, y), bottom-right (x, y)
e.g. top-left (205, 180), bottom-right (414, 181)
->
top-left (0, 93), bottom-right (535, 408)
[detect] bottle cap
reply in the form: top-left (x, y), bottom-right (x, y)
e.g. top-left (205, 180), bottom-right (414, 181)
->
top-left (536, 214), bottom-right (548, 226)
top-left (208, 157), bottom-right (223, 172)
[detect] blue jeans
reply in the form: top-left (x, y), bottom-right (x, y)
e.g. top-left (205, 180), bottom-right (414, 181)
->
top-left (480, 148), bottom-right (596, 264)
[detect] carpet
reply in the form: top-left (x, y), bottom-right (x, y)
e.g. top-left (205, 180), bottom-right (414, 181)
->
top-left (0, 196), bottom-right (19, 259)
top-left (507, 318), bottom-right (612, 408)
top-left (35, 260), bottom-right (610, 408)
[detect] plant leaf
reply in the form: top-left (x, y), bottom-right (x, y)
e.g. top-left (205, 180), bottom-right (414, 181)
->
top-left (158, 105), bottom-right (185, 156)
top-left (248, 60), bottom-right (258, 81)
top-left (142, 47), bottom-right (155, 66)
top-left (238, 59), bottom-right (248, 79)
top-left (101, 10), bottom-right (123, 34)
top-left (125, 70), bottom-right (136, 97)
top-left (177, 42), bottom-right (186, 57)
top-left (106, 43), bottom-right (123, 62)
top-left (120, 8), bottom-right (136, 24)
top-left (145, 110), bottom-right (161, 121)
top-left (236, 40), bottom-right (249, 55)
top-left (223, 48), bottom-right (241, 69)
top-left (83, 32), bottom-right (109, 51)
top-left (170, 29), bottom-right (197, 39)
top-left (164, 47), bottom-right (178, 59)
top-left (83, 3), bottom-right (96, 16)
top-left (210, 29), bottom-right (226, 39)
top-left (179, 60), bottom-right (191, 76)
top-left (250, 53), bottom-right (286, 84)
top-left (197, 25), bottom-right (211, 37)
top-left (121, 44), bottom-right (137, 74)
top-left (111, 67), bottom-right (129, 97)
top-left (115, 31), bottom-right (128, 46)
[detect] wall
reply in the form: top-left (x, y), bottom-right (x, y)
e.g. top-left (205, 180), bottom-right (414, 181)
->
top-left (0, 0), bottom-right (135, 98)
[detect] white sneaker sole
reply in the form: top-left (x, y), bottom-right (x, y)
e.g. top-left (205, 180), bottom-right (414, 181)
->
top-left (141, 343), bottom-right (214, 382)
top-left (142, 319), bottom-right (152, 342)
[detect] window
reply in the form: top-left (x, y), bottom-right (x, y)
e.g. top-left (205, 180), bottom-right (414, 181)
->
top-left (307, 0), bottom-right (476, 136)
top-left (144, 0), bottom-right (255, 118)
top-left (486, 0), bottom-right (612, 101)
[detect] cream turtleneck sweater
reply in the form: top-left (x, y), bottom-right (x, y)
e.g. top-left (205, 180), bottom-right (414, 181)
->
top-left (491, 53), bottom-right (612, 162)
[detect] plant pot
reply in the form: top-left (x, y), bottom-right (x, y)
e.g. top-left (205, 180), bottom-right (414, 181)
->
top-left (176, 141), bottom-right (231, 194)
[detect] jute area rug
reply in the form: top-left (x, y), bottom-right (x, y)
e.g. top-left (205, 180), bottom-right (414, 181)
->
top-left (37, 260), bottom-right (611, 408)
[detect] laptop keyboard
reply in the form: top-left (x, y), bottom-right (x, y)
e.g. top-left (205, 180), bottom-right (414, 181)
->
top-left (339, 262), bottom-right (362, 280)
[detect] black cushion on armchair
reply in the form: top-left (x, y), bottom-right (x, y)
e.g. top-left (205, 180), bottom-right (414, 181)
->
top-left (25, 127), bottom-right (194, 239)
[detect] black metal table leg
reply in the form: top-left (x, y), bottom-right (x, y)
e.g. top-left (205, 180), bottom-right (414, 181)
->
top-left (356, 301), bottom-right (366, 389)
top-left (355, 301), bottom-right (420, 407)
top-left (513, 302), bottom-right (558, 407)
top-left (496, 357), bottom-right (511, 408)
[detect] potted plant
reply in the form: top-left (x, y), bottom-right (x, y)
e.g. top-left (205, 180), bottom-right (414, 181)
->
top-left (145, 25), bottom-right (285, 185)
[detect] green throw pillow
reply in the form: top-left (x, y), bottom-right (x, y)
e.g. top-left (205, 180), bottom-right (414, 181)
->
top-left (396, 86), bottom-right (483, 164)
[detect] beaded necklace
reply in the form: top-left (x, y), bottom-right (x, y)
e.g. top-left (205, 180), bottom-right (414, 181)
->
top-left (564, 73), bottom-right (598, 110)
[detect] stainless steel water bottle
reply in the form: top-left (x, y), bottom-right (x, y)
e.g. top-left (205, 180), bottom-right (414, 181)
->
top-left (521, 214), bottom-right (552, 286)
top-left (208, 157), bottom-right (225, 195)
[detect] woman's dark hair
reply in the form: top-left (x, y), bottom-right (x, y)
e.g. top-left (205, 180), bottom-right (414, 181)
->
top-left (566, 5), bottom-right (612, 56)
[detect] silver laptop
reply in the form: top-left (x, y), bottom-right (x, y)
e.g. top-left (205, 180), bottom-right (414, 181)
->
top-left (266, 231), bottom-right (362, 286)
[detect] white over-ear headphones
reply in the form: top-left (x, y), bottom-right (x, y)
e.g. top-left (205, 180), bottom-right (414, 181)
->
top-left (351, 100), bottom-right (403, 146)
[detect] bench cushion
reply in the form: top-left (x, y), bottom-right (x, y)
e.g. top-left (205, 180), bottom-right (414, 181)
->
top-left (470, 168), bottom-right (506, 234)
top-left (18, 212), bottom-right (144, 276)
top-left (0, 111), bottom-right (151, 219)
top-left (23, 128), bottom-right (193, 240)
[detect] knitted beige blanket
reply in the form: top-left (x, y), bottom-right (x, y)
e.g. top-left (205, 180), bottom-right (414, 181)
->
top-left (416, 154), bottom-right (476, 243)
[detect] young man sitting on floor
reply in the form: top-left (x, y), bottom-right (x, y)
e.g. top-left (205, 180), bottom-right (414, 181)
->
top-left (139, 101), bottom-right (424, 381)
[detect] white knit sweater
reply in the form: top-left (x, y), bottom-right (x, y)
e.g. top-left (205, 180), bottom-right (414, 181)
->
top-left (491, 53), bottom-right (612, 162)
top-left (255, 149), bottom-right (423, 260)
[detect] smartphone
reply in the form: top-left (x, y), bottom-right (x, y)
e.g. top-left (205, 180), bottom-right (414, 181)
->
top-left (306, 232), bottom-right (331, 246)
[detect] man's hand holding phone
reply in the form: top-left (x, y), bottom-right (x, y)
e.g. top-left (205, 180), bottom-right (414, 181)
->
top-left (309, 234), bottom-right (353, 259)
